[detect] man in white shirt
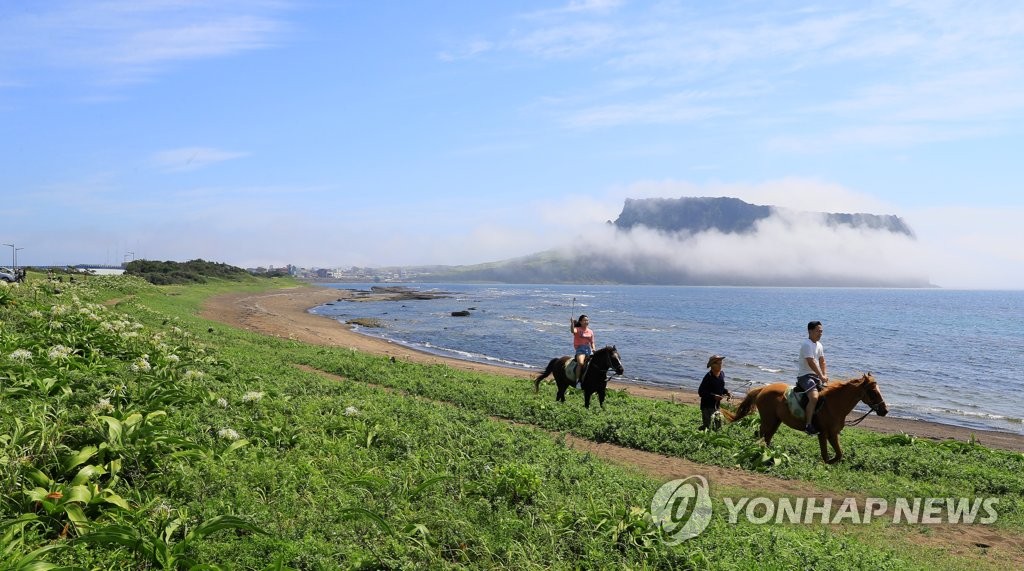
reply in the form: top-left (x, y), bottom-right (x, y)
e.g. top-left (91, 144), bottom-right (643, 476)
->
top-left (796, 320), bottom-right (828, 435)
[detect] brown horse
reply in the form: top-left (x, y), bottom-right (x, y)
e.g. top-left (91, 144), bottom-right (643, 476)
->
top-left (533, 345), bottom-right (624, 409)
top-left (725, 373), bottom-right (888, 464)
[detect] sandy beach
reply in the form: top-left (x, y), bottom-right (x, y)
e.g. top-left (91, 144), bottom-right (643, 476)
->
top-left (201, 284), bottom-right (1024, 453)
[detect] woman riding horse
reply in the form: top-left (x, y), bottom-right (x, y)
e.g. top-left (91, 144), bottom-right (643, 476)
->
top-left (725, 373), bottom-right (888, 463)
top-left (533, 345), bottom-right (624, 409)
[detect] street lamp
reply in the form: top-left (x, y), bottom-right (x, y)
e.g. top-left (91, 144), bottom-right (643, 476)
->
top-left (2, 243), bottom-right (14, 270)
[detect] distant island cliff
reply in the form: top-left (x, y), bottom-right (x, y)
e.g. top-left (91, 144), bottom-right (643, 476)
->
top-left (613, 196), bottom-right (915, 237)
top-left (325, 197), bottom-right (931, 287)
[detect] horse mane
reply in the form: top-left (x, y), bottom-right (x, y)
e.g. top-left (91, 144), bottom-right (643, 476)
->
top-left (821, 373), bottom-right (874, 396)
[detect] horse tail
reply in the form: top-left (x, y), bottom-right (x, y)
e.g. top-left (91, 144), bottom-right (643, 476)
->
top-left (534, 359), bottom-right (557, 393)
top-left (728, 388), bottom-right (762, 423)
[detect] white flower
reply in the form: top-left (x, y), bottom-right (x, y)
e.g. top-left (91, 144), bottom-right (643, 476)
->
top-left (216, 397), bottom-right (229, 408)
top-left (166, 354), bottom-right (180, 363)
top-left (130, 357), bottom-right (151, 372)
top-left (151, 502), bottom-right (174, 518)
top-left (9, 349), bottom-right (32, 362)
top-left (28, 310), bottom-right (43, 319)
top-left (96, 398), bottom-right (114, 413)
top-left (182, 370), bottom-right (206, 381)
top-left (47, 345), bottom-right (73, 360)
top-left (217, 428), bottom-right (240, 441)
top-left (242, 391), bottom-right (264, 403)
top-left (343, 406), bottom-right (360, 417)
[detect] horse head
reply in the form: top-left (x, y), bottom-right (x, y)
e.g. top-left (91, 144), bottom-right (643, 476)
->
top-left (858, 372), bottom-right (888, 417)
top-left (603, 345), bottom-right (624, 376)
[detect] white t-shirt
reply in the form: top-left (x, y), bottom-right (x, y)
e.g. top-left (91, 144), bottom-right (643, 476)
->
top-left (798, 338), bottom-right (824, 377)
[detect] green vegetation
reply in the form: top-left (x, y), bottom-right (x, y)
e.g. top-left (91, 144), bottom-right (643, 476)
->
top-left (124, 258), bottom-right (263, 285)
top-left (1, 276), bottom-right (1019, 569)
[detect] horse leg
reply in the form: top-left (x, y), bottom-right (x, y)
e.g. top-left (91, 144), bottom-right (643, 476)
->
top-left (556, 379), bottom-right (567, 402)
top-left (821, 431), bottom-right (843, 464)
top-left (583, 391), bottom-right (592, 409)
top-left (597, 389), bottom-right (605, 409)
top-left (760, 416), bottom-right (782, 447)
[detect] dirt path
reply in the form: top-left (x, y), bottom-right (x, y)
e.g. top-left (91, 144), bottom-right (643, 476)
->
top-left (200, 285), bottom-right (1024, 567)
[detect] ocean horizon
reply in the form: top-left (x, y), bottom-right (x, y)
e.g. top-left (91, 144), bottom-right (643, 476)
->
top-left (310, 283), bottom-right (1024, 436)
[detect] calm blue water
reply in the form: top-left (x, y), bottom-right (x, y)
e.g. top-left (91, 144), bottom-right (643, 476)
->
top-left (311, 284), bottom-right (1024, 435)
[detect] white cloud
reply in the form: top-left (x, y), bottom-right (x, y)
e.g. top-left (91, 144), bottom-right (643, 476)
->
top-left (151, 147), bottom-right (249, 172)
top-left (0, 1), bottom-right (290, 87)
top-left (438, 39), bottom-right (494, 62)
top-left (510, 23), bottom-right (619, 59)
top-left (558, 206), bottom-right (928, 286)
top-left (448, 0), bottom-right (1024, 152)
top-left (562, 91), bottom-right (730, 129)
top-left (523, 0), bottom-right (624, 19)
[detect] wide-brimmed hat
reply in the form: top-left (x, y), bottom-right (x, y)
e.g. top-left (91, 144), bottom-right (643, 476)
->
top-left (706, 355), bottom-right (725, 368)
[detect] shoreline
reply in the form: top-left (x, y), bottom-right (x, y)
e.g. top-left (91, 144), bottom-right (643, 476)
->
top-left (200, 285), bottom-right (1024, 453)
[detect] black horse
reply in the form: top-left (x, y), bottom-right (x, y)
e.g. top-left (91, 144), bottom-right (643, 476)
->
top-left (533, 345), bottom-right (624, 409)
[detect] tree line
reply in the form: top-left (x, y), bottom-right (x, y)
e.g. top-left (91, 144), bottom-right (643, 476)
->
top-left (124, 259), bottom-right (279, 285)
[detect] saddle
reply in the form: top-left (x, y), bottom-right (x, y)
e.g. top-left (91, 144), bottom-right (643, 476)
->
top-left (564, 357), bottom-right (591, 385)
top-left (785, 387), bottom-right (824, 420)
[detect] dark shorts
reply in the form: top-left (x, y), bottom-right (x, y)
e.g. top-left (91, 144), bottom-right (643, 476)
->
top-left (796, 374), bottom-right (822, 393)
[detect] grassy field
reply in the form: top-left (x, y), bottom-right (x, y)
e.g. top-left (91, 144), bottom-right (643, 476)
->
top-left (1, 275), bottom-right (1021, 569)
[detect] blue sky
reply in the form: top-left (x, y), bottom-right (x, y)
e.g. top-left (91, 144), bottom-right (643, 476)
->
top-left (2, 0), bottom-right (1023, 288)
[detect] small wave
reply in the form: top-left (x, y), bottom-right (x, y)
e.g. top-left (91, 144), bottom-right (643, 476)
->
top-left (415, 341), bottom-right (536, 370)
top-left (737, 361), bottom-right (784, 374)
top-left (504, 316), bottom-right (532, 324)
top-left (923, 406), bottom-right (1023, 424)
top-left (891, 402), bottom-right (1024, 433)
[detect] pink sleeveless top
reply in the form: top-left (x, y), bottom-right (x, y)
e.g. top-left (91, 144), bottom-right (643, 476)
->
top-left (573, 327), bottom-right (593, 349)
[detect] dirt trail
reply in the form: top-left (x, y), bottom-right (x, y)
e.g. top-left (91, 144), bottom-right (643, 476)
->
top-left (201, 286), bottom-right (1024, 567)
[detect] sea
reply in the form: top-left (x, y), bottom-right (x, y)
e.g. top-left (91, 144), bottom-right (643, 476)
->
top-left (310, 283), bottom-right (1024, 436)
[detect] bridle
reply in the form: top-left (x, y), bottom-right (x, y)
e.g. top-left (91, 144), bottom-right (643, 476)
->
top-left (587, 347), bottom-right (624, 382)
top-left (848, 379), bottom-right (887, 426)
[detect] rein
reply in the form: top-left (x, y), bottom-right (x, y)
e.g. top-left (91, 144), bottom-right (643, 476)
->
top-left (847, 390), bottom-right (884, 426)
top-left (846, 406), bottom-right (876, 426)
